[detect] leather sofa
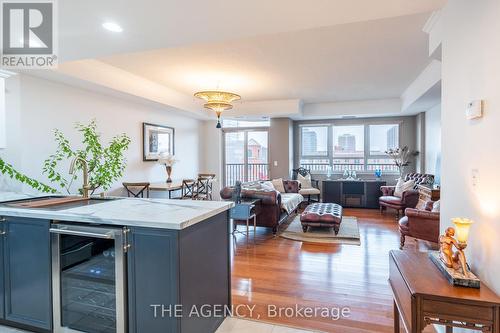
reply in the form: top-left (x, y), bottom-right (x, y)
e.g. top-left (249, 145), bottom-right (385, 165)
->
top-left (399, 201), bottom-right (440, 249)
top-left (220, 180), bottom-right (300, 235)
top-left (379, 173), bottom-right (432, 217)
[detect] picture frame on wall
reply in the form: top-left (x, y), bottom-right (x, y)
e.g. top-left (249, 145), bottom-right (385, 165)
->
top-left (143, 122), bottom-right (175, 161)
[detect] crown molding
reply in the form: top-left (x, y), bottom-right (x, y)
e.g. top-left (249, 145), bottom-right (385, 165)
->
top-left (423, 10), bottom-right (442, 34)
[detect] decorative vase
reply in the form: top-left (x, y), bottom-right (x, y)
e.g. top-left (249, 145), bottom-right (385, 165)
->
top-left (165, 165), bottom-right (172, 183)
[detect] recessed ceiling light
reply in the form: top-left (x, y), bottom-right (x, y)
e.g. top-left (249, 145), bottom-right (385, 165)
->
top-left (102, 22), bottom-right (123, 32)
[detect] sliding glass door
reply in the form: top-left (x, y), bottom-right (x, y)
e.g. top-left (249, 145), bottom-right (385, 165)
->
top-left (224, 130), bottom-right (269, 186)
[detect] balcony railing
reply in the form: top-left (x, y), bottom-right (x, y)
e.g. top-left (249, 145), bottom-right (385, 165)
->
top-left (225, 163), bottom-right (269, 186)
top-left (300, 163), bottom-right (399, 173)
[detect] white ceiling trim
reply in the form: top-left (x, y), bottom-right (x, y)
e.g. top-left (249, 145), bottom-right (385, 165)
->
top-left (54, 60), bottom-right (208, 119)
top-left (401, 59), bottom-right (441, 113)
top-left (300, 98), bottom-right (402, 119)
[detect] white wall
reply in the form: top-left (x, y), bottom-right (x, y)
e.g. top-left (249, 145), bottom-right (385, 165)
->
top-left (440, 0), bottom-right (500, 293)
top-left (200, 120), bottom-right (223, 199)
top-left (424, 104), bottom-right (441, 177)
top-left (0, 74), bottom-right (202, 196)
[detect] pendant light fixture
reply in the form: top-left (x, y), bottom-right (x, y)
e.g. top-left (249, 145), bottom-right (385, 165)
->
top-left (194, 90), bottom-right (241, 128)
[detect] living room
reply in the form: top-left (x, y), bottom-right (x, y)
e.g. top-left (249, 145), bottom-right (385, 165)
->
top-left (0, 1), bottom-right (499, 333)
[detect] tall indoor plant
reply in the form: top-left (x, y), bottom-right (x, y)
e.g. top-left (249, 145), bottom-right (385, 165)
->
top-left (385, 146), bottom-right (419, 179)
top-left (43, 120), bottom-right (131, 195)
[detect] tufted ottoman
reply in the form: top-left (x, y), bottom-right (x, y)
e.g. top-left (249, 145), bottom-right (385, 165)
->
top-left (300, 203), bottom-right (343, 234)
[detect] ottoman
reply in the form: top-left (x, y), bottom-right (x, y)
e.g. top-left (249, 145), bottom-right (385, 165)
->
top-left (300, 203), bottom-right (343, 234)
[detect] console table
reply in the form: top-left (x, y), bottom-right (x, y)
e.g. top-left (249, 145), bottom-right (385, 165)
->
top-left (389, 250), bottom-right (500, 333)
top-left (322, 179), bottom-right (386, 208)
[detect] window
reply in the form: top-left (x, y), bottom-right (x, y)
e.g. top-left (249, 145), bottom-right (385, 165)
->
top-left (367, 124), bottom-right (399, 172)
top-left (332, 125), bottom-right (364, 171)
top-left (300, 126), bottom-right (328, 156)
top-left (298, 122), bottom-right (401, 173)
top-left (224, 130), bottom-right (269, 186)
top-left (369, 124), bottom-right (399, 154)
top-left (299, 125), bottom-right (329, 173)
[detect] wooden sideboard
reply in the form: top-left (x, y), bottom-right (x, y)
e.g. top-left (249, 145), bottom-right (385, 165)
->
top-left (389, 250), bottom-right (500, 333)
top-left (322, 180), bottom-right (386, 208)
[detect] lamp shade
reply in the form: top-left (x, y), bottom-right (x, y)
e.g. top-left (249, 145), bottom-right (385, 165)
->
top-left (452, 218), bottom-right (474, 244)
top-left (194, 90), bottom-right (241, 128)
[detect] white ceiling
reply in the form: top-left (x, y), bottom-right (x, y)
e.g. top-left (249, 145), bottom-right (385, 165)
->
top-left (58, 0), bottom-right (446, 62)
top-left (39, 0), bottom-right (446, 119)
top-left (99, 13), bottom-right (431, 103)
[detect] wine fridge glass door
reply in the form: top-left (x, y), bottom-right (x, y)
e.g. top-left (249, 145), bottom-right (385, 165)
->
top-left (50, 224), bottom-right (126, 333)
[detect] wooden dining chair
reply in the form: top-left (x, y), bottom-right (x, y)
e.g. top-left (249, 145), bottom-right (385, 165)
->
top-left (195, 177), bottom-right (211, 200)
top-left (180, 179), bottom-right (197, 199)
top-left (197, 174), bottom-right (216, 200)
top-left (122, 182), bottom-right (150, 198)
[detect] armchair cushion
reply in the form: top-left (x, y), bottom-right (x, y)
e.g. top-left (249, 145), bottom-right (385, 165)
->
top-left (299, 187), bottom-right (321, 196)
top-left (379, 196), bottom-right (403, 205)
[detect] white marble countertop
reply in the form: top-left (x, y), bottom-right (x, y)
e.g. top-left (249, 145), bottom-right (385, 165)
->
top-left (0, 192), bottom-right (234, 230)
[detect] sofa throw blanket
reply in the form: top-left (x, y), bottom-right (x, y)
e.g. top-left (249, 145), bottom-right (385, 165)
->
top-left (280, 193), bottom-right (304, 214)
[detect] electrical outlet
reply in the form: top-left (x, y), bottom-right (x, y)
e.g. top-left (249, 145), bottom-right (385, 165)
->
top-left (273, 161), bottom-right (278, 167)
top-left (471, 169), bottom-right (479, 188)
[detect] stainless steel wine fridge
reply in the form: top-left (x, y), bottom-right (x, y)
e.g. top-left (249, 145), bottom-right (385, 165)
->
top-left (50, 223), bottom-right (129, 333)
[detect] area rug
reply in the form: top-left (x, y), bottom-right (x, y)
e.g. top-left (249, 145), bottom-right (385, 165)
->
top-left (279, 216), bottom-right (361, 245)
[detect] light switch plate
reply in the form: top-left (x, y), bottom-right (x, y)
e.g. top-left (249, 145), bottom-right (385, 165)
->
top-left (466, 100), bottom-right (483, 120)
top-left (471, 169), bottom-right (479, 188)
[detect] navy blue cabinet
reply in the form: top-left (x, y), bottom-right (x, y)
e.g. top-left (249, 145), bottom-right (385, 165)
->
top-left (1, 216), bottom-right (52, 330)
top-left (127, 226), bottom-right (179, 333)
top-left (127, 212), bottom-right (230, 333)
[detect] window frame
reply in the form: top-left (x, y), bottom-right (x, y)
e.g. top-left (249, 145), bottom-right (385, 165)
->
top-left (298, 120), bottom-right (402, 174)
top-left (299, 124), bottom-right (330, 159)
top-left (222, 124), bottom-right (270, 186)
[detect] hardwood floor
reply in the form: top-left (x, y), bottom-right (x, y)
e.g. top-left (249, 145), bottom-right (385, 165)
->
top-left (230, 208), bottom-right (436, 333)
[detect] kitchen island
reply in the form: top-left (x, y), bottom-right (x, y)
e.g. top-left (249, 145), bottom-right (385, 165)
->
top-left (0, 193), bottom-right (233, 333)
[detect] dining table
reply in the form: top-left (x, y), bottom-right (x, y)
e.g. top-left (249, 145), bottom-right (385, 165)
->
top-left (149, 181), bottom-right (184, 199)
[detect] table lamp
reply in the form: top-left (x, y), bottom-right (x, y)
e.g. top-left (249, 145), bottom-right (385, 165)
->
top-left (452, 217), bottom-right (474, 248)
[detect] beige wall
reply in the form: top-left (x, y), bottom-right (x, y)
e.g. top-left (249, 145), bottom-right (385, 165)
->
top-left (269, 118), bottom-right (293, 179)
top-left (440, 0), bottom-right (500, 293)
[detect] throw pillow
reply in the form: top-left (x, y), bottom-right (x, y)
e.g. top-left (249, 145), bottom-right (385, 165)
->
top-left (260, 181), bottom-right (275, 191)
top-left (272, 178), bottom-right (286, 193)
top-left (394, 179), bottom-right (415, 198)
top-left (297, 173), bottom-right (312, 189)
top-left (431, 200), bottom-right (441, 213)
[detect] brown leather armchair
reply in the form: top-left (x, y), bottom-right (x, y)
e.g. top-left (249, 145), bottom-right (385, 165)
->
top-left (399, 201), bottom-right (440, 249)
top-left (379, 173), bottom-right (432, 217)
